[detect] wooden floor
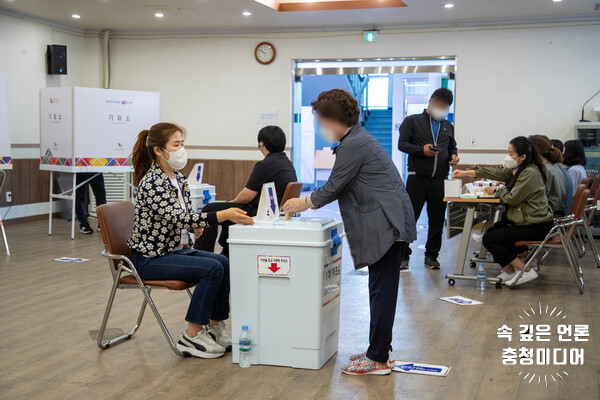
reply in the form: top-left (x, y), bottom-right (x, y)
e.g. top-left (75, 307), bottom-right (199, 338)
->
top-left (0, 208), bottom-right (599, 400)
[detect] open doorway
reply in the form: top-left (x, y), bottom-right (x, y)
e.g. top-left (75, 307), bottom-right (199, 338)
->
top-left (291, 58), bottom-right (456, 189)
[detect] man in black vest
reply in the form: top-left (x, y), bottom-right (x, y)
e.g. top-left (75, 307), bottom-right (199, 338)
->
top-left (398, 88), bottom-right (458, 270)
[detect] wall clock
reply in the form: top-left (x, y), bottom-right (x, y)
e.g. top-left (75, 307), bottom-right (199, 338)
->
top-left (255, 42), bottom-right (276, 65)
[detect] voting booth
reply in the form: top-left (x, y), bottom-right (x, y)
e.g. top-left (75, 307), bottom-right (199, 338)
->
top-left (228, 217), bottom-right (344, 370)
top-left (0, 74), bottom-right (10, 170)
top-left (40, 87), bottom-right (160, 238)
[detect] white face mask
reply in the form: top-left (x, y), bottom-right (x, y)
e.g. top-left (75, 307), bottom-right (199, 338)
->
top-left (504, 155), bottom-right (518, 169)
top-left (319, 127), bottom-right (339, 144)
top-left (161, 147), bottom-right (188, 170)
top-left (430, 108), bottom-right (449, 121)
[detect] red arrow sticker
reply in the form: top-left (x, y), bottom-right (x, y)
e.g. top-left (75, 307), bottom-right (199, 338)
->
top-left (268, 263), bottom-right (280, 273)
top-left (257, 255), bottom-right (291, 276)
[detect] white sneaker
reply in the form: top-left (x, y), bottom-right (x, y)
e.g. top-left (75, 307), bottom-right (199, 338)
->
top-left (508, 269), bottom-right (538, 286)
top-left (497, 271), bottom-right (516, 283)
top-left (176, 328), bottom-right (226, 358)
top-left (208, 321), bottom-right (232, 351)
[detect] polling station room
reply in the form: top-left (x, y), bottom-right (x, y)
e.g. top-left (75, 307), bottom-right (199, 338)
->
top-left (0, 1), bottom-right (599, 399)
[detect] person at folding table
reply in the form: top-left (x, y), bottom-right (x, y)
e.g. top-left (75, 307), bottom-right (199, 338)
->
top-left (282, 89), bottom-right (416, 376)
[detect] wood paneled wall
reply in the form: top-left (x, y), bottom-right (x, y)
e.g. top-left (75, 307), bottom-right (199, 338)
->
top-left (0, 159), bottom-right (53, 207)
top-left (182, 159), bottom-right (257, 200)
top-left (1, 158), bottom-right (259, 209)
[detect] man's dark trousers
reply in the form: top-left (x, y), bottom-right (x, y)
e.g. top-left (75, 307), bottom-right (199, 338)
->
top-left (403, 174), bottom-right (445, 259)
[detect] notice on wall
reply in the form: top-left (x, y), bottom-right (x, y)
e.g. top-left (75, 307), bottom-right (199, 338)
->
top-left (0, 74), bottom-right (10, 169)
top-left (257, 111), bottom-right (278, 125)
top-left (257, 255), bottom-right (291, 277)
top-left (40, 87), bottom-right (74, 166)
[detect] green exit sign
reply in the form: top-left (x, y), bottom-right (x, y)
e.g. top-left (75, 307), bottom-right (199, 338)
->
top-left (363, 30), bottom-right (379, 42)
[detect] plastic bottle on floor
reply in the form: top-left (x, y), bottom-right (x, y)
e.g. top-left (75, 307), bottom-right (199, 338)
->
top-left (239, 325), bottom-right (252, 368)
top-left (477, 263), bottom-right (486, 291)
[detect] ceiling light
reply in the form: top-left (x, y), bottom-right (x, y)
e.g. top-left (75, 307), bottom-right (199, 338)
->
top-left (242, 11), bottom-right (252, 16)
top-left (444, 3), bottom-right (454, 8)
top-left (553, 0), bottom-right (562, 2)
top-left (71, 14), bottom-right (81, 19)
top-left (155, 12), bottom-right (164, 18)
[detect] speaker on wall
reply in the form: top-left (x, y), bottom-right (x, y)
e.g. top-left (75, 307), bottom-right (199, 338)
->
top-left (47, 44), bottom-right (67, 75)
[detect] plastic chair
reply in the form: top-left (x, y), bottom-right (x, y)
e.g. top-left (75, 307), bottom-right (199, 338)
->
top-left (0, 170), bottom-right (9, 255)
top-left (96, 201), bottom-right (193, 356)
top-left (511, 188), bottom-right (590, 293)
top-left (280, 182), bottom-right (304, 207)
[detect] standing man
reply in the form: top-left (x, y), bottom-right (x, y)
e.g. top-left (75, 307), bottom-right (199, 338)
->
top-left (76, 173), bottom-right (107, 234)
top-left (398, 88), bottom-right (458, 270)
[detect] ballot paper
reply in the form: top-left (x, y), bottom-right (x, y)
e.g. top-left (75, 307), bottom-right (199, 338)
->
top-left (393, 361), bottom-right (452, 377)
top-left (439, 295), bottom-right (483, 306)
top-left (53, 257), bottom-right (89, 263)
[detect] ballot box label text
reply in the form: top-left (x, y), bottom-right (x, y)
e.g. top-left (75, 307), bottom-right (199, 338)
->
top-left (257, 255), bottom-right (291, 277)
top-left (323, 255), bottom-right (342, 309)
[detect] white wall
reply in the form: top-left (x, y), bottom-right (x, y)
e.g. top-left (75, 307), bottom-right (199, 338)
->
top-left (107, 23), bottom-right (600, 163)
top-left (0, 15), bottom-right (101, 158)
top-left (1, 15), bottom-right (599, 165)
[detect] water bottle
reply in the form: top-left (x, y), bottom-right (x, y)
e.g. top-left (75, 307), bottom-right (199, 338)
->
top-left (477, 263), bottom-right (486, 291)
top-left (239, 325), bottom-right (252, 368)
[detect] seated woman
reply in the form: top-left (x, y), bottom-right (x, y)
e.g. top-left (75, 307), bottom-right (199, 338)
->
top-left (529, 135), bottom-right (568, 217)
top-left (563, 139), bottom-right (588, 193)
top-left (194, 125), bottom-right (297, 256)
top-left (452, 136), bottom-right (553, 286)
top-left (127, 122), bottom-right (254, 358)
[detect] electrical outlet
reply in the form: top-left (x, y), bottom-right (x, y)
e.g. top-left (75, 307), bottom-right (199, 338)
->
top-left (5, 192), bottom-right (12, 203)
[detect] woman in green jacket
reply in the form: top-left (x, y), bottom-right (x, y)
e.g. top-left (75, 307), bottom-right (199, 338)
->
top-left (529, 135), bottom-right (568, 217)
top-left (452, 136), bottom-right (553, 286)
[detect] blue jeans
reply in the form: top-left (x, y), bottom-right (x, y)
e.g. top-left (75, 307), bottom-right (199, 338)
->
top-left (132, 250), bottom-right (230, 325)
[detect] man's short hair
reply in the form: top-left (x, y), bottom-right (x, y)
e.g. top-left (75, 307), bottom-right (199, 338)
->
top-left (430, 88), bottom-right (453, 106)
top-left (258, 125), bottom-right (286, 153)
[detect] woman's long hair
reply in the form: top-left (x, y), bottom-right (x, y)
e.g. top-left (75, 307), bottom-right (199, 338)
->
top-left (529, 134), bottom-right (563, 164)
top-left (131, 122), bottom-right (185, 186)
top-left (506, 136), bottom-right (547, 191)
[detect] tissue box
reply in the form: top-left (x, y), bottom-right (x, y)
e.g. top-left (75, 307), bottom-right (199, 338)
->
top-left (444, 179), bottom-right (462, 198)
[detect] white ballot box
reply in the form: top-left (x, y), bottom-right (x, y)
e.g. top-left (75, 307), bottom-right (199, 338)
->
top-left (228, 217), bottom-right (344, 370)
top-left (188, 183), bottom-right (216, 212)
top-left (444, 179), bottom-right (462, 198)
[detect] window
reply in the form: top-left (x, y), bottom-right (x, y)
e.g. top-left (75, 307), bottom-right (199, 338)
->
top-left (365, 75), bottom-right (389, 109)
